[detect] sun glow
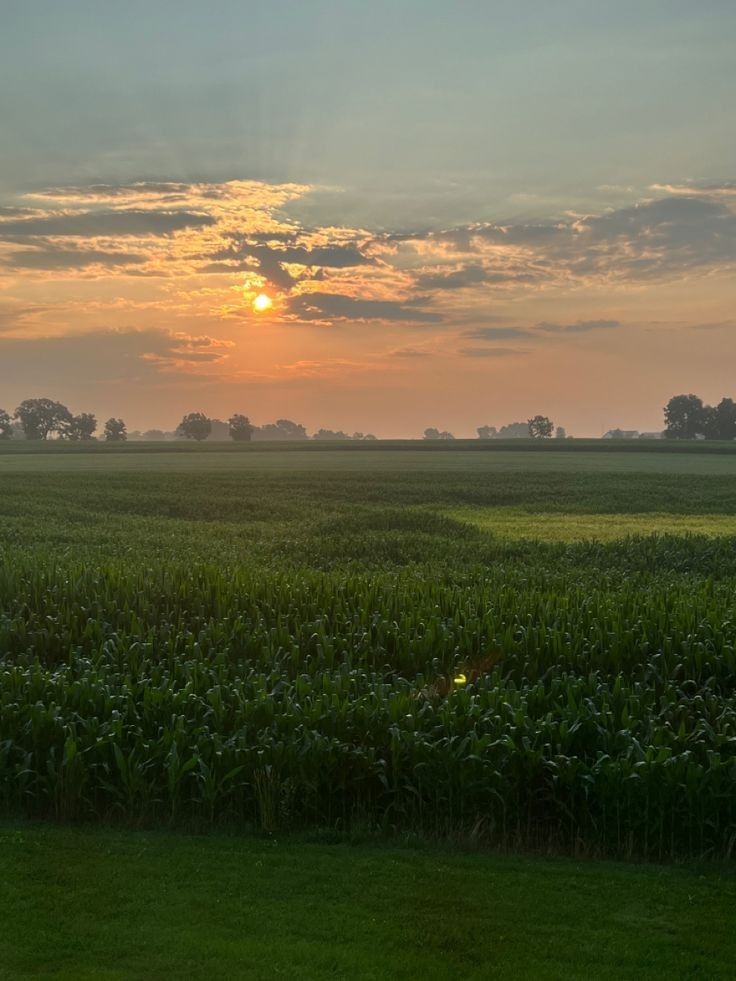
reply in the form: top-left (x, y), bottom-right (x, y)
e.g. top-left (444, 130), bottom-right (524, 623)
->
top-left (253, 293), bottom-right (273, 312)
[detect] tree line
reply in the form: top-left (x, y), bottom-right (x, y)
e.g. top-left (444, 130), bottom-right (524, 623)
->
top-left (664, 394), bottom-right (736, 440)
top-left (425, 416), bottom-right (566, 440)
top-left (0, 399), bottom-right (126, 442)
top-left (0, 399), bottom-right (379, 443)
top-left (0, 399), bottom-right (574, 442)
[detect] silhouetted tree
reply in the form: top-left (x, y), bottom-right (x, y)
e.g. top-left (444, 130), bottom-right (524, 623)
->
top-left (177, 412), bottom-right (212, 442)
top-left (477, 425), bottom-right (498, 439)
top-left (555, 426), bottom-right (567, 439)
top-left (528, 415), bottom-right (554, 438)
top-left (313, 429), bottom-right (350, 440)
top-left (363, 434), bottom-right (377, 440)
top-left (0, 409), bottom-right (12, 440)
top-left (254, 419), bottom-right (308, 440)
top-left (703, 398), bottom-right (736, 440)
top-left (60, 412), bottom-right (97, 441)
top-left (14, 398), bottom-right (72, 440)
top-left (228, 414), bottom-right (254, 442)
top-left (104, 418), bottom-right (127, 442)
top-left (497, 422), bottom-right (529, 438)
top-left (664, 394), bottom-right (705, 439)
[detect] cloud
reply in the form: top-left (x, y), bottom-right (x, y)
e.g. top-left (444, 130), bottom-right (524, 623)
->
top-left (2, 247), bottom-right (146, 271)
top-left (458, 346), bottom-right (526, 358)
top-left (399, 191), bottom-right (736, 290)
top-left (650, 180), bottom-right (736, 197)
top-left (535, 319), bottom-right (621, 333)
top-left (286, 292), bottom-right (441, 323)
top-left (0, 210), bottom-right (216, 238)
top-left (414, 265), bottom-right (488, 290)
top-left (390, 347), bottom-right (433, 358)
top-left (462, 326), bottom-right (529, 340)
top-left (0, 328), bottom-right (234, 388)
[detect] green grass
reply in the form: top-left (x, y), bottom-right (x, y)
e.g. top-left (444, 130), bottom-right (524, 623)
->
top-left (1, 824), bottom-right (735, 980)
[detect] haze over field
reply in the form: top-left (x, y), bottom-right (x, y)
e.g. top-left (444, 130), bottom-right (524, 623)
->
top-left (1, 2), bottom-right (735, 435)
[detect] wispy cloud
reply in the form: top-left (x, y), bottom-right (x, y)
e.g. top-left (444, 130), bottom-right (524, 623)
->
top-left (458, 346), bottom-right (526, 358)
top-left (535, 319), bottom-right (620, 334)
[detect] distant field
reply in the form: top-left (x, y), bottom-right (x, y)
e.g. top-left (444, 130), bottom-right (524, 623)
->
top-left (1, 440), bottom-right (736, 861)
top-left (446, 507), bottom-right (736, 541)
top-left (2, 438), bottom-right (736, 474)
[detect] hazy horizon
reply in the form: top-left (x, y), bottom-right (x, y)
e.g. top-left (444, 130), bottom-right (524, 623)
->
top-left (2, 2), bottom-right (735, 437)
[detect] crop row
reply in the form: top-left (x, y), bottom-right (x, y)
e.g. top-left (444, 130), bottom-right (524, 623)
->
top-left (2, 555), bottom-right (736, 857)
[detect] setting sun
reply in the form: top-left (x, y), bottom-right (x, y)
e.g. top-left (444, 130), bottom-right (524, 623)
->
top-left (253, 293), bottom-right (273, 313)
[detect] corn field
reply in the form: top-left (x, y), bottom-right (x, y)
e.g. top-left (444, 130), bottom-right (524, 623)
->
top-left (1, 458), bottom-right (736, 857)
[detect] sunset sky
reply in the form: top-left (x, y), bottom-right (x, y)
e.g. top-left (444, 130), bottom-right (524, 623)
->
top-left (1, 2), bottom-right (735, 437)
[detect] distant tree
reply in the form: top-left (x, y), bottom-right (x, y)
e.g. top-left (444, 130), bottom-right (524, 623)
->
top-left (363, 433), bottom-right (377, 440)
top-left (14, 398), bottom-right (72, 440)
top-left (60, 412), bottom-right (97, 441)
top-left (228, 414), bottom-right (254, 442)
top-left (177, 412), bottom-right (212, 442)
top-left (313, 429), bottom-right (350, 440)
top-left (477, 425), bottom-right (498, 439)
top-left (423, 428), bottom-right (441, 440)
top-left (528, 415), bottom-right (554, 439)
top-left (497, 422), bottom-right (529, 438)
top-left (142, 429), bottom-right (167, 441)
top-left (704, 398), bottom-right (736, 440)
top-left (664, 394), bottom-right (705, 439)
top-left (104, 418), bottom-right (127, 442)
top-left (352, 432), bottom-right (365, 441)
top-left (254, 419), bottom-right (308, 440)
top-left (0, 409), bottom-right (12, 440)
top-left (439, 431), bottom-right (455, 440)
top-left (555, 426), bottom-right (567, 439)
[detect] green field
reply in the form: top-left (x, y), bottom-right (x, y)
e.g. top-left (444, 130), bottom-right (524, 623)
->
top-left (1, 440), bottom-right (736, 975)
top-left (2, 824), bottom-right (735, 980)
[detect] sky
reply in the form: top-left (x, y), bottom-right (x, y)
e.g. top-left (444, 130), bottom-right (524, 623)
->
top-left (1, 1), bottom-right (735, 437)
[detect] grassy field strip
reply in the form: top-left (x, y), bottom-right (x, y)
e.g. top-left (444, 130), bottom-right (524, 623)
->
top-left (3, 447), bottom-right (736, 474)
top-left (1, 825), bottom-right (735, 980)
top-left (445, 508), bottom-right (736, 542)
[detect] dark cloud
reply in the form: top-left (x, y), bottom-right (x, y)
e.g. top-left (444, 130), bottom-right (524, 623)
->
top-left (218, 240), bottom-right (370, 268)
top-left (0, 210), bottom-right (215, 237)
top-left (458, 346), bottom-right (525, 358)
top-left (415, 265), bottom-right (488, 290)
top-left (202, 240), bottom-right (370, 289)
top-left (401, 192), bottom-right (736, 285)
top-left (535, 319), bottom-right (620, 333)
top-left (2, 247), bottom-right (146, 271)
top-left (462, 326), bottom-right (529, 340)
top-left (287, 292), bottom-right (441, 323)
top-left (248, 230), bottom-right (299, 243)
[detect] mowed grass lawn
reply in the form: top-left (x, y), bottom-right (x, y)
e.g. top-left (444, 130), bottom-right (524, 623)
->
top-left (2, 824), bottom-right (735, 980)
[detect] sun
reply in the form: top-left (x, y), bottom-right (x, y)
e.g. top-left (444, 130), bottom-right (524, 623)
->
top-left (253, 293), bottom-right (273, 313)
